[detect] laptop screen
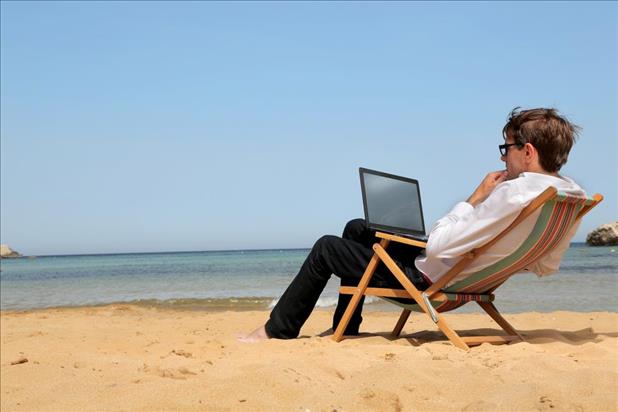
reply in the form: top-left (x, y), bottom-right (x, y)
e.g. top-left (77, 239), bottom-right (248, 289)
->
top-left (359, 168), bottom-right (426, 237)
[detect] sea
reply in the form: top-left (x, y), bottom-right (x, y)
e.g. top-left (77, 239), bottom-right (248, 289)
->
top-left (1, 244), bottom-right (616, 313)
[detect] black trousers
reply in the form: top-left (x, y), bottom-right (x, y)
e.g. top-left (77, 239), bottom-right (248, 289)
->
top-left (265, 219), bottom-right (429, 339)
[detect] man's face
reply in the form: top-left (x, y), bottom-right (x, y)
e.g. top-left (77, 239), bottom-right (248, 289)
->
top-left (501, 133), bottom-right (526, 180)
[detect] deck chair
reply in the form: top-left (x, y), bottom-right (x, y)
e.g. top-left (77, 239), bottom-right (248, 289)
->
top-left (333, 187), bottom-right (603, 351)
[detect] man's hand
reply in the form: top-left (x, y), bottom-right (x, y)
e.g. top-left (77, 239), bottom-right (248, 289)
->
top-left (466, 170), bottom-right (508, 207)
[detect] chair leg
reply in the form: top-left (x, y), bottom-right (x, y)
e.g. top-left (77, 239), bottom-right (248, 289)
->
top-left (434, 317), bottom-right (471, 351)
top-left (392, 309), bottom-right (411, 337)
top-left (477, 301), bottom-right (523, 340)
top-left (373, 244), bottom-right (470, 351)
top-left (333, 239), bottom-right (390, 343)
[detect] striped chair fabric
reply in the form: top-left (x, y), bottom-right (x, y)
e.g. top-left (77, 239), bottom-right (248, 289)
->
top-left (383, 192), bottom-right (596, 314)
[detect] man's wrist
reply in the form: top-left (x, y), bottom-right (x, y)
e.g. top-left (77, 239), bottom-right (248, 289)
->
top-left (466, 193), bottom-right (481, 207)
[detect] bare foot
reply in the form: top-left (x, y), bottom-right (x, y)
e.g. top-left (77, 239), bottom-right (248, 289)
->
top-left (237, 325), bottom-right (270, 343)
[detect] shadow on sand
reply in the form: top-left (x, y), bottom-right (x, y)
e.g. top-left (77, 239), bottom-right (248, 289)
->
top-left (314, 327), bottom-right (618, 347)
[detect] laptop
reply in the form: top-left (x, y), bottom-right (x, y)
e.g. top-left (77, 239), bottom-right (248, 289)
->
top-left (359, 167), bottom-right (428, 242)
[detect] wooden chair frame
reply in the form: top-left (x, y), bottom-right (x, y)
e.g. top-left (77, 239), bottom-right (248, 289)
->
top-left (332, 187), bottom-right (603, 351)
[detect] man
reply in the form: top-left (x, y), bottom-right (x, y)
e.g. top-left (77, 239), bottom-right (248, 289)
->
top-left (239, 107), bottom-right (586, 342)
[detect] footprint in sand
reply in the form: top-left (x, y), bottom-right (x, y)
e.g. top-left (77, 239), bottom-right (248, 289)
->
top-left (481, 357), bottom-right (501, 369)
top-left (539, 395), bottom-right (555, 409)
top-left (171, 349), bottom-right (193, 358)
top-left (140, 363), bottom-right (197, 380)
top-left (284, 367), bottom-right (312, 382)
top-left (318, 366), bottom-right (345, 380)
top-left (360, 389), bottom-right (403, 412)
top-left (159, 367), bottom-right (197, 379)
top-left (461, 400), bottom-right (498, 411)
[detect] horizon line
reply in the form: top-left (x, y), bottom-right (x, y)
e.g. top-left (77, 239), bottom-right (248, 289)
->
top-left (2, 242), bottom-right (594, 259)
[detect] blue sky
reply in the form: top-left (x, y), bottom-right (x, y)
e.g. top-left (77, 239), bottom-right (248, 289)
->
top-left (1, 1), bottom-right (616, 255)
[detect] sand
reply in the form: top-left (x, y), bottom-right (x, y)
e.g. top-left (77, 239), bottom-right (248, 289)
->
top-left (1, 306), bottom-right (616, 411)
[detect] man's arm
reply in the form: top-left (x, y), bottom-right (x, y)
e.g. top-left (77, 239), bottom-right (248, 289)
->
top-left (424, 171), bottom-right (523, 259)
top-left (466, 170), bottom-right (508, 207)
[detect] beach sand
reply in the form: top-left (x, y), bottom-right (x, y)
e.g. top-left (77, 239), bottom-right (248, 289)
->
top-left (1, 306), bottom-right (616, 411)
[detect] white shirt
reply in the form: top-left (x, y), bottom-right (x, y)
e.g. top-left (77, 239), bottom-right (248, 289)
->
top-left (415, 172), bottom-right (586, 286)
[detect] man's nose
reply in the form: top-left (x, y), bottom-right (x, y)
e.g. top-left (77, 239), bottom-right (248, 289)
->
top-left (500, 154), bottom-right (507, 162)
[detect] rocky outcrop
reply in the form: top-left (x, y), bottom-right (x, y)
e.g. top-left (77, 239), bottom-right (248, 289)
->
top-left (0, 244), bottom-right (22, 258)
top-left (586, 222), bottom-right (618, 246)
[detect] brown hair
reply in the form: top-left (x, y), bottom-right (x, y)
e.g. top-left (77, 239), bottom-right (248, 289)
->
top-left (502, 107), bottom-right (580, 173)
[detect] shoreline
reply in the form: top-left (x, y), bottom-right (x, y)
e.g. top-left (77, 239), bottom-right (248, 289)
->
top-left (2, 298), bottom-right (617, 314)
top-left (2, 305), bottom-right (616, 411)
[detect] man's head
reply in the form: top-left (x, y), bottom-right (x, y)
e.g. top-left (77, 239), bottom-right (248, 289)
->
top-left (500, 107), bottom-right (580, 179)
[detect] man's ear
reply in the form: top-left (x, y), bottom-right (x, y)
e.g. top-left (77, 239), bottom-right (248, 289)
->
top-left (524, 143), bottom-right (537, 163)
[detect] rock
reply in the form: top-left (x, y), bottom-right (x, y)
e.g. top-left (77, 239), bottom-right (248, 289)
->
top-left (586, 222), bottom-right (618, 246)
top-left (0, 244), bottom-right (22, 258)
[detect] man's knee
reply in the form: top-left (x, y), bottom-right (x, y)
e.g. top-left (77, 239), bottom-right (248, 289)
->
top-left (307, 235), bottom-right (343, 277)
top-left (313, 235), bottom-right (341, 255)
top-left (342, 218), bottom-right (366, 240)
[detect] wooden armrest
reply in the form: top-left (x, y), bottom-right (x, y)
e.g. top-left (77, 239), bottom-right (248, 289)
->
top-left (375, 232), bottom-right (427, 248)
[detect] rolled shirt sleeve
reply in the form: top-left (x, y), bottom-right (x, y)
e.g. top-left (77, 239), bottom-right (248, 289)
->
top-left (424, 180), bottom-right (525, 260)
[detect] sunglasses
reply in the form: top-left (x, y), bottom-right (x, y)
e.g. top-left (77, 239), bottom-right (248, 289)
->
top-left (499, 143), bottom-right (524, 156)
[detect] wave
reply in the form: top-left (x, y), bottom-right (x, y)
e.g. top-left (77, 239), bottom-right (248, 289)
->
top-left (0, 297), bottom-right (274, 312)
top-left (267, 295), bottom-right (381, 309)
top-left (1, 295), bottom-right (385, 312)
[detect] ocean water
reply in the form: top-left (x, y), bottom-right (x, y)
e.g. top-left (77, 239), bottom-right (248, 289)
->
top-left (1, 244), bottom-right (616, 313)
